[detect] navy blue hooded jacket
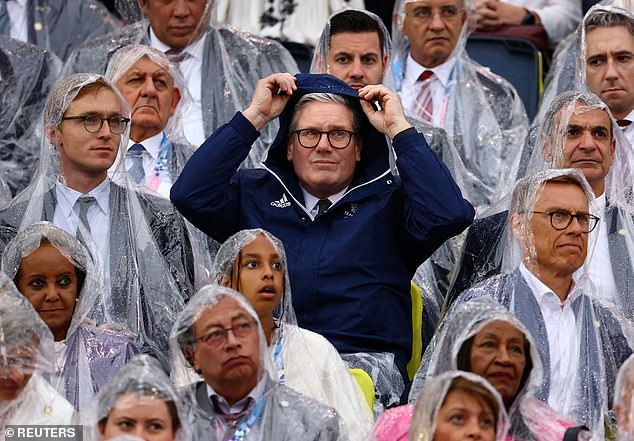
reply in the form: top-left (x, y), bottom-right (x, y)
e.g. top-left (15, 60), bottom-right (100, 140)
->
top-left (171, 74), bottom-right (475, 372)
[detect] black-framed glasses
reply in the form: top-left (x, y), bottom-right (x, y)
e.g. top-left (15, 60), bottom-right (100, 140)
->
top-left (531, 210), bottom-right (600, 233)
top-left (61, 115), bottom-right (130, 135)
top-left (197, 320), bottom-right (258, 348)
top-left (293, 129), bottom-right (356, 149)
top-left (404, 5), bottom-right (464, 21)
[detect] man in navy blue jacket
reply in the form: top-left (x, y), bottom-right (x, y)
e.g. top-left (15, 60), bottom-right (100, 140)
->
top-left (171, 73), bottom-right (474, 390)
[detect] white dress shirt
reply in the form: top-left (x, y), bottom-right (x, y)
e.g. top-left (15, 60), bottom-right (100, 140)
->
top-left (6, 0), bottom-right (28, 42)
top-left (520, 264), bottom-right (580, 413)
top-left (150, 28), bottom-right (206, 147)
top-left (401, 53), bottom-right (457, 127)
top-left (53, 178), bottom-right (111, 298)
top-left (111, 132), bottom-right (173, 198)
top-left (301, 186), bottom-right (347, 220)
top-left (577, 192), bottom-right (618, 306)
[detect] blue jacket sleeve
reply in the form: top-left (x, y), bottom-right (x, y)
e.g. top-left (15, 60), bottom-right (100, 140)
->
top-left (392, 128), bottom-right (475, 267)
top-left (170, 112), bottom-right (259, 241)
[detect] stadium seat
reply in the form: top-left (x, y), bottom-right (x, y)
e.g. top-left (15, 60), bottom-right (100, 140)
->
top-left (349, 368), bottom-right (375, 412)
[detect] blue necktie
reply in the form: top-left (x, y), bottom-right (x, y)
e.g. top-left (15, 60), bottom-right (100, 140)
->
top-left (127, 143), bottom-right (145, 184)
top-left (0, 1), bottom-right (11, 36)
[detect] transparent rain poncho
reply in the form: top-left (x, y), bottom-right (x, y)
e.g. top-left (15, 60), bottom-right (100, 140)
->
top-left (104, 44), bottom-right (216, 287)
top-left (386, 0), bottom-right (529, 211)
top-left (0, 36), bottom-right (62, 197)
top-left (170, 285), bottom-right (345, 441)
top-left (408, 370), bottom-right (509, 441)
top-left (410, 298), bottom-right (585, 440)
top-left (447, 90), bottom-right (634, 314)
top-left (0, 73), bottom-right (193, 370)
top-left (0, 272), bottom-right (74, 425)
top-left (0, 221), bottom-right (139, 410)
top-left (449, 168), bottom-right (634, 438)
top-left (87, 354), bottom-right (189, 441)
top-left (539, 2), bottom-right (634, 124)
top-left (64, 0), bottom-right (299, 167)
top-left (615, 353), bottom-right (634, 441)
top-left (207, 228), bottom-right (373, 439)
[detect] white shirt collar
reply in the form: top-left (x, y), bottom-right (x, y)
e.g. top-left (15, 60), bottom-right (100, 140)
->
top-left (301, 186), bottom-right (348, 217)
top-left (404, 53), bottom-right (456, 89)
top-left (149, 26), bottom-right (206, 61)
top-left (128, 131), bottom-right (164, 160)
top-left (206, 375), bottom-right (266, 412)
top-left (55, 177), bottom-right (111, 219)
top-left (594, 191), bottom-right (606, 213)
top-left (519, 263), bottom-right (581, 306)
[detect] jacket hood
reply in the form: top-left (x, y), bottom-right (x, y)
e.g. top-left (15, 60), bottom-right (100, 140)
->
top-left (264, 73), bottom-right (391, 189)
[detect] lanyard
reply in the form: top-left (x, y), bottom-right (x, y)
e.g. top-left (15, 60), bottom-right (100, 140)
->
top-left (272, 328), bottom-right (285, 385)
top-left (228, 398), bottom-right (264, 441)
top-left (148, 133), bottom-right (171, 192)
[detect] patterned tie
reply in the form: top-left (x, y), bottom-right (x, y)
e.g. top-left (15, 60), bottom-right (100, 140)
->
top-left (0, 1), bottom-right (11, 36)
top-left (165, 48), bottom-right (190, 64)
top-left (617, 119), bottom-right (632, 127)
top-left (75, 196), bottom-right (96, 234)
top-left (127, 143), bottom-right (145, 184)
top-left (415, 70), bottom-right (434, 123)
top-left (211, 396), bottom-right (253, 429)
top-left (316, 199), bottom-right (332, 216)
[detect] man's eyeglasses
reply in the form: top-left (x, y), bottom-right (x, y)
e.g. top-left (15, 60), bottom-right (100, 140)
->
top-left (293, 129), bottom-right (356, 149)
top-left (61, 115), bottom-right (130, 135)
top-left (404, 5), bottom-right (464, 22)
top-left (531, 210), bottom-right (600, 233)
top-left (197, 320), bottom-right (258, 348)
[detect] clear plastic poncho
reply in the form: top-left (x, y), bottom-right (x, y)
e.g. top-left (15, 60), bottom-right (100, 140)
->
top-left (615, 353), bottom-right (634, 441)
top-left (86, 354), bottom-right (189, 441)
top-left (447, 90), bottom-right (634, 313)
top-left (0, 272), bottom-right (74, 425)
top-left (539, 2), bottom-right (634, 124)
top-left (450, 168), bottom-right (634, 438)
top-left (104, 43), bottom-right (216, 287)
top-left (386, 0), bottom-right (529, 211)
top-left (0, 36), bottom-right (62, 197)
top-left (0, 73), bottom-right (193, 370)
top-left (408, 370), bottom-right (509, 441)
top-left (0, 221), bottom-right (139, 410)
top-left (208, 228), bottom-right (373, 439)
top-left (410, 298), bottom-right (584, 440)
top-left (169, 285), bottom-right (345, 441)
top-left (64, 0), bottom-right (299, 167)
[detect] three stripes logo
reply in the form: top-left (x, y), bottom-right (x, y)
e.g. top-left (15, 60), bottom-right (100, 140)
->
top-left (270, 193), bottom-right (291, 208)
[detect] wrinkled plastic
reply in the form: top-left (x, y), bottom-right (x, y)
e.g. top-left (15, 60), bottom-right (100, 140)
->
top-left (0, 36), bottom-right (62, 197)
top-left (1, 222), bottom-right (138, 410)
top-left (387, 0), bottom-right (529, 212)
top-left (0, 73), bottom-right (193, 369)
top-left (0, 272), bottom-right (74, 424)
top-left (410, 298), bottom-right (582, 440)
top-left (170, 285), bottom-right (346, 441)
top-left (408, 370), bottom-right (509, 441)
top-left (209, 228), bottom-right (373, 439)
top-left (104, 44), bottom-right (216, 287)
top-left (65, 0), bottom-right (299, 167)
top-left (615, 353), bottom-right (634, 440)
top-left (450, 168), bottom-right (633, 438)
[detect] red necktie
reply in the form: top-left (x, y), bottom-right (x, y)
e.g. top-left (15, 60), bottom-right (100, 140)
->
top-left (416, 70), bottom-right (434, 122)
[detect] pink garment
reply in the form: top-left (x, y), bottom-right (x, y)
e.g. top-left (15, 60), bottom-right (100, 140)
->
top-left (371, 404), bottom-right (413, 441)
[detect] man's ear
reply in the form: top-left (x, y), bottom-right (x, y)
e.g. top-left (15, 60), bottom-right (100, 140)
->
top-left (509, 212), bottom-right (525, 241)
top-left (286, 137), bottom-right (294, 161)
top-left (169, 87), bottom-right (182, 118)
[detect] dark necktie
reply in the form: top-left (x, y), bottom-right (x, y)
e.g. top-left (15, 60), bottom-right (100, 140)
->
top-left (75, 196), bottom-right (96, 234)
top-left (127, 143), bottom-right (145, 184)
top-left (0, 1), bottom-right (11, 36)
top-left (165, 48), bottom-right (189, 64)
top-left (316, 199), bottom-right (332, 216)
top-left (617, 119), bottom-right (632, 127)
top-left (211, 395), bottom-right (253, 428)
top-left (416, 70), bottom-right (434, 122)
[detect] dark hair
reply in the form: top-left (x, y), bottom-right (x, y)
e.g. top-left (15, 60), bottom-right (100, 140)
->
top-left (457, 331), bottom-right (533, 405)
top-left (585, 9), bottom-right (634, 38)
top-left (329, 10), bottom-right (385, 55)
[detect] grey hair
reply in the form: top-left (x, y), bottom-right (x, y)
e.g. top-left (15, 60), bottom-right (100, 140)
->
top-left (510, 168), bottom-right (593, 216)
top-left (585, 7), bottom-right (634, 37)
top-left (289, 92), bottom-right (364, 134)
